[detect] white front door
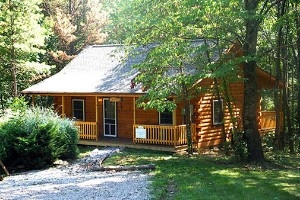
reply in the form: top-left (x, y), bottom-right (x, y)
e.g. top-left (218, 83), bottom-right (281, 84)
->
top-left (103, 99), bottom-right (117, 137)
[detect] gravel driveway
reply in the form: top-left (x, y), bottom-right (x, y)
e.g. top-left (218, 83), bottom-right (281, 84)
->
top-left (0, 148), bottom-right (151, 200)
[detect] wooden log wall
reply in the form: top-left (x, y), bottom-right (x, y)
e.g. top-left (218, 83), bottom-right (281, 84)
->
top-left (117, 97), bottom-right (135, 139)
top-left (194, 79), bottom-right (245, 148)
top-left (51, 82), bottom-right (263, 149)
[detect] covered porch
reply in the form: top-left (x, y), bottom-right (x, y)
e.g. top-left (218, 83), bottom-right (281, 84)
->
top-left (75, 122), bottom-right (197, 147)
top-left (75, 110), bottom-right (281, 149)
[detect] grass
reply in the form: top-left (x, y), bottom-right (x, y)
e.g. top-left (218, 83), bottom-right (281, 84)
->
top-left (100, 148), bottom-right (300, 200)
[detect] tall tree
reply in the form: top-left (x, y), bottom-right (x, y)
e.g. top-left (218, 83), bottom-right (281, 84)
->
top-left (295, 2), bottom-right (300, 152)
top-left (109, 0), bottom-right (243, 154)
top-left (109, 0), bottom-right (291, 159)
top-left (242, 0), bottom-right (265, 161)
top-left (280, 1), bottom-right (294, 153)
top-left (0, 0), bottom-right (51, 99)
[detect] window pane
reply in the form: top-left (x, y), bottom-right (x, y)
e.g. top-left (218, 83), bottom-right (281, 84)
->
top-left (72, 99), bottom-right (84, 120)
top-left (73, 101), bottom-right (83, 110)
top-left (160, 110), bottom-right (173, 124)
top-left (104, 100), bottom-right (115, 119)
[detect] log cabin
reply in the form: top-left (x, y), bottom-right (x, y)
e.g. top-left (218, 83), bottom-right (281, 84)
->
top-left (22, 42), bottom-right (283, 152)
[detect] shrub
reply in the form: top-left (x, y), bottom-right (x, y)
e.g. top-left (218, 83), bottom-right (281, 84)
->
top-left (50, 118), bottom-right (79, 160)
top-left (0, 124), bottom-right (8, 161)
top-left (231, 131), bottom-right (248, 161)
top-left (0, 104), bottom-right (79, 169)
top-left (261, 132), bottom-right (274, 152)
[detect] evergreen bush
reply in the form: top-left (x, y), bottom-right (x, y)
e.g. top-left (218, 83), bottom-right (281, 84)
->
top-left (49, 117), bottom-right (79, 160)
top-left (0, 99), bottom-right (79, 169)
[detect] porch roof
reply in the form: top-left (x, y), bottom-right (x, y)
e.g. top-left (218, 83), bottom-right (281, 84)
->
top-left (22, 45), bottom-right (145, 95)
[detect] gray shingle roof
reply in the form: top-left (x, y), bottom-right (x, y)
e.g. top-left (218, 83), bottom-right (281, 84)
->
top-left (22, 45), bottom-right (144, 95)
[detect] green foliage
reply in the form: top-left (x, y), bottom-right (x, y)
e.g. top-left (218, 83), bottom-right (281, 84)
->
top-left (109, 0), bottom-right (241, 111)
top-left (0, 106), bottom-right (79, 169)
top-left (7, 96), bottom-right (28, 113)
top-left (231, 132), bottom-right (248, 161)
top-left (108, 0), bottom-right (249, 155)
top-left (261, 132), bottom-right (275, 151)
top-left (260, 90), bottom-right (275, 111)
top-left (0, 0), bottom-right (52, 98)
top-left (49, 118), bottom-right (79, 160)
top-left (0, 125), bottom-right (8, 162)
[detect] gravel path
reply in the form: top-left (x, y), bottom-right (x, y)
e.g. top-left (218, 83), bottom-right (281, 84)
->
top-left (0, 148), bottom-right (151, 200)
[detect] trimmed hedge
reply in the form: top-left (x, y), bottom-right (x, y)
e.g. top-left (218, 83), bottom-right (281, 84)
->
top-left (0, 107), bottom-right (79, 169)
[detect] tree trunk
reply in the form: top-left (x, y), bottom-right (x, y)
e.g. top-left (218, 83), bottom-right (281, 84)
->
top-left (281, 6), bottom-right (294, 153)
top-left (9, 0), bottom-right (18, 97)
top-left (183, 84), bottom-right (193, 155)
top-left (296, 6), bottom-right (300, 152)
top-left (243, 0), bottom-right (264, 162)
top-left (274, 0), bottom-right (285, 151)
top-left (0, 160), bottom-right (9, 176)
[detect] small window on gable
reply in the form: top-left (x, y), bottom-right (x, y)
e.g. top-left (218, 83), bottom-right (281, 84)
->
top-left (72, 99), bottom-right (85, 121)
top-left (159, 110), bottom-right (173, 125)
top-left (212, 99), bottom-right (223, 125)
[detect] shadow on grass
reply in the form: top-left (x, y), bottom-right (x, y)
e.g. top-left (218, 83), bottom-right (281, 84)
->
top-left (104, 148), bottom-right (300, 200)
top-left (155, 156), bottom-right (299, 200)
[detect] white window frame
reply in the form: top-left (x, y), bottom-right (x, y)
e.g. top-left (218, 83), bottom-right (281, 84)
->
top-left (212, 99), bottom-right (223, 125)
top-left (72, 99), bottom-right (85, 121)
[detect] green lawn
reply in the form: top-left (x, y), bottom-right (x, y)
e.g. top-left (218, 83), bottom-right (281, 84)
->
top-left (81, 147), bottom-right (300, 200)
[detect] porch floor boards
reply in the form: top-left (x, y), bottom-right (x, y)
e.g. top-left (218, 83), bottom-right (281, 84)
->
top-left (78, 138), bottom-right (187, 153)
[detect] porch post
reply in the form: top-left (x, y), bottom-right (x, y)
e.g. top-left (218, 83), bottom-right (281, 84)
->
top-left (133, 97), bottom-right (136, 143)
top-left (95, 96), bottom-right (99, 141)
top-left (173, 109), bottom-right (176, 125)
top-left (133, 97), bottom-right (136, 124)
top-left (173, 100), bottom-right (177, 146)
top-left (61, 96), bottom-right (65, 117)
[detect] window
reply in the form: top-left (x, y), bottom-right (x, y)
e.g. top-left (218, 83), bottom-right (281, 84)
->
top-left (159, 110), bottom-right (173, 125)
top-left (212, 99), bottom-right (223, 125)
top-left (72, 99), bottom-right (85, 121)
